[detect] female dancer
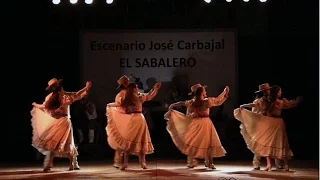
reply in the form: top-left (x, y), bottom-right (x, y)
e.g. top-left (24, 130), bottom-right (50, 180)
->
top-left (106, 82), bottom-right (161, 170)
top-left (165, 84), bottom-right (229, 169)
top-left (234, 85), bottom-right (302, 171)
top-left (31, 78), bottom-right (92, 172)
top-left (241, 83), bottom-right (284, 170)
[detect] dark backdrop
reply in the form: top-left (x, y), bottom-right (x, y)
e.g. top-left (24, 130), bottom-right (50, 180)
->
top-left (4, 0), bottom-right (318, 163)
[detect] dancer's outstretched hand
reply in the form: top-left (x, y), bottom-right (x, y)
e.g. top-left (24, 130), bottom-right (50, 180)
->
top-left (86, 81), bottom-right (92, 89)
top-left (154, 82), bottom-right (162, 90)
top-left (224, 86), bottom-right (230, 94)
top-left (168, 104), bottom-right (174, 110)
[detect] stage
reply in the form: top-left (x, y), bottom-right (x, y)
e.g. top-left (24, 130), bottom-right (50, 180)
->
top-left (0, 160), bottom-right (318, 180)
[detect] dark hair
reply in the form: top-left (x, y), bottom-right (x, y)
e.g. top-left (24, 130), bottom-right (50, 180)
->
top-left (191, 87), bottom-right (205, 108)
top-left (255, 89), bottom-right (270, 99)
top-left (119, 85), bottom-right (127, 90)
top-left (266, 85), bottom-right (281, 114)
top-left (120, 83), bottom-right (139, 109)
top-left (255, 91), bottom-right (263, 99)
top-left (45, 85), bottom-right (63, 111)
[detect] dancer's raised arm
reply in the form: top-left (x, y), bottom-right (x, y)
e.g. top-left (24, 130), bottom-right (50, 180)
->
top-left (64, 81), bottom-right (92, 104)
top-left (107, 102), bottom-right (120, 107)
top-left (168, 101), bottom-right (186, 110)
top-left (140, 82), bottom-right (162, 102)
top-left (281, 96), bottom-right (302, 109)
top-left (208, 86), bottom-right (229, 107)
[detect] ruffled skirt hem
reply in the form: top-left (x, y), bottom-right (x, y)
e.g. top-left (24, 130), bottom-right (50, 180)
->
top-left (106, 107), bottom-right (154, 156)
top-left (234, 108), bottom-right (293, 159)
top-left (165, 110), bottom-right (226, 159)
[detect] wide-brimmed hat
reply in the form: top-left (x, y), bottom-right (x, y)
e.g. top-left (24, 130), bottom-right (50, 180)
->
top-left (254, 83), bottom-right (272, 93)
top-left (188, 83), bottom-right (207, 95)
top-left (46, 78), bottom-right (63, 90)
top-left (116, 75), bottom-right (130, 89)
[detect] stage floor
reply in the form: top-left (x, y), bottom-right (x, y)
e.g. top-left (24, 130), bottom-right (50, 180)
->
top-left (0, 160), bottom-right (318, 180)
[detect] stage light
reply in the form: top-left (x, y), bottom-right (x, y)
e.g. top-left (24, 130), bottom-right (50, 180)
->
top-left (226, 0), bottom-right (232, 2)
top-left (260, 0), bottom-right (267, 2)
top-left (106, 0), bottom-right (113, 4)
top-left (243, 0), bottom-right (249, 2)
top-left (204, 0), bottom-right (211, 3)
top-left (70, 0), bottom-right (78, 4)
top-left (85, 0), bottom-right (93, 4)
top-left (52, 0), bottom-right (60, 5)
